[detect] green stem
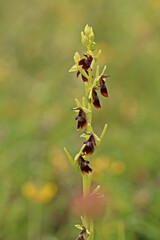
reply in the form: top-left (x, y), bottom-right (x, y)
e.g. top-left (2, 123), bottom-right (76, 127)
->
top-left (89, 218), bottom-right (94, 240)
top-left (82, 67), bottom-right (94, 240)
top-left (82, 173), bottom-right (92, 197)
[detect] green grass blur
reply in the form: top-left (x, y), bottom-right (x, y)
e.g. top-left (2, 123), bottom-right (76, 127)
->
top-left (0, 0), bottom-right (160, 239)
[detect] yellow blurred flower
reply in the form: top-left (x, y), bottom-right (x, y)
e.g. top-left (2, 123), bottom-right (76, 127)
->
top-left (49, 148), bottom-right (68, 172)
top-left (0, 65), bottom-right (9, 81)
top-left (148, 0), bottom-right (160, 8)
top-left (119, 99), bottom-right (138, 121)
top-left (92, 156), bottom-right (125, 178)
top-left (92, 156), bottom-right (110, 180)
top-left (93, 156), bottom-right (110, 174)
top-left (22, 182), bottom-right (57, 203)
top-left (96, 43), bottom-right (114, 65)
top-left (109, 161), bottom-right (126, 175)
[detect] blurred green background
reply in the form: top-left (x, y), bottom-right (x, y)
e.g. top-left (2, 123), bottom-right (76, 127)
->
top-left (0, 0), bottom-right (160, 239)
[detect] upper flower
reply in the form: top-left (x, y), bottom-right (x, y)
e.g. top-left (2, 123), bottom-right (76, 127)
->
top-left (77, 54), bottom-right (93, 82)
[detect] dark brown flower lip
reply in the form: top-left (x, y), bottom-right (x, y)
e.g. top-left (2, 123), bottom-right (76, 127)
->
top-left (92, 87), bottom-right (101, 108)
top-left (82, 134), bottom-right (96, 155)
top-left (78, 155), bottom-right (92, 173)
top-left (99, 79), bottom-right (108, 97)
top-left (77, 71), bottom-right (88, 82)
top-left (99, 74), bottom-right (110, 97)
top-left (76, 226), bottom-right (86, 240)
top-left (78, 54), bottom-right (93, 70)
top-left (73, 107), bottom-right (87, 130)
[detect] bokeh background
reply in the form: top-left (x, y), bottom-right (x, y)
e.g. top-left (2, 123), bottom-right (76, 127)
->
top-left (0, 0), bottom-right (160, 239)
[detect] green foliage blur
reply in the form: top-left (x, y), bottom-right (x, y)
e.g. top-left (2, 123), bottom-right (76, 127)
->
top-left (0, 0), bottom-right (160, 239)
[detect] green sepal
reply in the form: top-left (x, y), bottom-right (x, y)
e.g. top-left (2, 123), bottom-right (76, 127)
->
top-left (81, 216), bottom-right (88, 228)
top-left (90, 58), bottom-right (95, 69)
top-left (75, 224), bottom-right (84, 231)
top-left (74, 99), bottom-right (90, 114)
top-left (74, 52), bottom-right (81, 64)
top-left (77, 66), bottom-right (89, 79)
top-left (75, 98), bottom-right (81, 108)
top-left (86, 228), bottom-right (91, 236)
top-left (75, 223), bottom-right (91, 236)
top-left (69, 64), bottom-right (78, 72)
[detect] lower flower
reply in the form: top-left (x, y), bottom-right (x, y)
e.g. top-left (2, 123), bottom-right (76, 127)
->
top-left (82, 134), bottom-right (96, 155)
top-left (78, 155), bottom-right (92, 173)
top-left (76, 227), bottom-right (86, 240)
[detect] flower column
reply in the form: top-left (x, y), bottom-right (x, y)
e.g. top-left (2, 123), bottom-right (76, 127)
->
top-left (64, 25), bottom-right (110, 240)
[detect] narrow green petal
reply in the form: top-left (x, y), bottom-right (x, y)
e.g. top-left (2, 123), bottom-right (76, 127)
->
top-left (81, 216), bottom-right (88, 228)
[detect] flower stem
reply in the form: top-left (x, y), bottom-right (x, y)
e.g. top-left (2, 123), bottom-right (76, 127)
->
top-left (89, 218), bottom-right (94, 240)
top-left (82, 68), bottom-right (94, 240)
top-left (82, 173), bottom-right (92, 197)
